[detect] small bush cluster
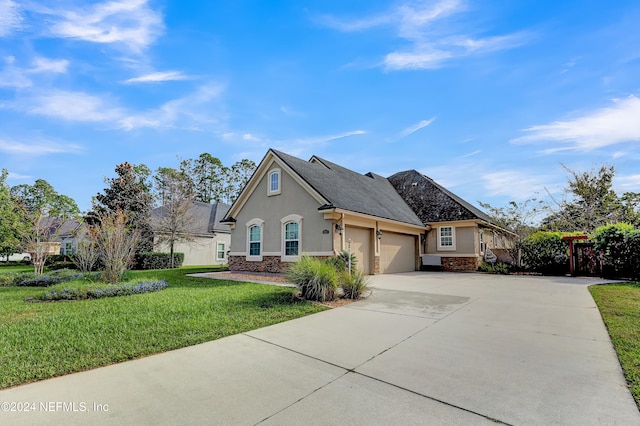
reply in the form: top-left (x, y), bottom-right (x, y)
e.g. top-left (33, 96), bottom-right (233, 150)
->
top-left (135, 252), bottom-right (184, 270)
top-left (10, 270), bottom-right (98, 287)
top-left (35, 279), bottom-right (169, 301)
top-left (478, 262), bottom-right (511, 275)
top-left (286, 254), bottom-right (369, 302)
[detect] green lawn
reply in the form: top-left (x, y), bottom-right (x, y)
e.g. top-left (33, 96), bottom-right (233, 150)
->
top-left (0, 266), bottom-right (326, 389)
top-left (590, 282), bottom-right (640, 409)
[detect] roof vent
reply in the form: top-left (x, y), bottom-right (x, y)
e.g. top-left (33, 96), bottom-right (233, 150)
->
top-left (412, 182), bottom-right (418, 187)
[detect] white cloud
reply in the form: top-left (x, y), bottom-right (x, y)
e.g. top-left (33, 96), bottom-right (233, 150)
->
top-left (22, 90), bottom-right (124, 122)
top-left (481, 170), bottom-right (551, 200)
top-left (399, 118), bottom-right (435, 137)
top-left (242, 133), bottom-right (261, 142)
top-left (513, 95), bottom-right (640, 151)
top-left (41, 0), bottom-right (164, 53)
top-left (321, 0), bottom-right (526, 70)
top-left (459, 149), bottom-right (481, 158)
top-left (0, 138), bottom-right (83, 155)
top-left (124, 71), bottom-right (190, 84)
top-left (615, 173), bottom-right (640, 192)
top-left (297, 130), bottom-right (366, 145)
top-left (118, 83), bottom-right (225, 130)
top-left (0, 0), bottom-right (22, 37)
top-left (0, 62), bottom-right (31, 88)
top-left (28, 57), bottom-right (69, 73)
top-left (2, 82), bottom-right (225, 131)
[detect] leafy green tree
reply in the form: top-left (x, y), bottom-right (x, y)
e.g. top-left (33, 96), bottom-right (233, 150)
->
top-left (178, 154), bottom-right (256, 204)
top-left (227, 159), bottom-right (256, 203)
top-left (92, 162), bottom-right (154, 253)
top-left (180, 153), bottom-right (226, 203)
top-left (0, 169), bottom-right (23, 260)
top-left (543, 164), bottom-right (638, 232)
top-left (10, 178), bottom-right (80, 273)
top-left (478, 199), bottom-right (545, 267)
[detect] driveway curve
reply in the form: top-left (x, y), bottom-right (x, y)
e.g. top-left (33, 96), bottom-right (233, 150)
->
top-left (1, 272), bottom-right (638, 425)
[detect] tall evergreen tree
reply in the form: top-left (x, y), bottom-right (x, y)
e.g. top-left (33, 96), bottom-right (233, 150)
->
top-left (92, 162), bottom-right (154, 252)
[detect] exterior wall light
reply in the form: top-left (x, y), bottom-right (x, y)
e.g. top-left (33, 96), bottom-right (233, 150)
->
top-left (376, 230), bottom-right (383, 239)
top-left (335, 224), bottom-right (343, 234)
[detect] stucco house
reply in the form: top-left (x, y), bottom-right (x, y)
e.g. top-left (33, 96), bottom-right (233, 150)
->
top-left (388, 170), bottom-right (514, 271)
top-left (222, 149), bottom-right (510, 274)
top-left (151, 202), bottom-right (231, 266)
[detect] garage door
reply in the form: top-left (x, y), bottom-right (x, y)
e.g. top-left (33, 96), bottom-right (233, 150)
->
top-left (345, 226), bottom-right (371, 274)
top-left (380, 232), bottom-right (416, 273)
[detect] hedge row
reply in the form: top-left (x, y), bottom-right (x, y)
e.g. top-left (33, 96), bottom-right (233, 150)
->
top-left (592, 223), bottom-right (640, 280)
top-left (135, 252), bottom-right (184, 270)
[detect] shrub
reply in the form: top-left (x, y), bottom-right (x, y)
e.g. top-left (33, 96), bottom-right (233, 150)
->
top-left (286, 255), bottom-right (337, 302)
top-left (592, 223), bottom-right (640, 279)
top-left (478, 262), bottom-right (510, 274)
top-left (15, 270), bottom-right (98, 287)
top-left (327, 250), bottom-right (358, 273)
top-left (0, 273), bottom-right (20, 286)
top-left (520, 231), bottom-right (570, 275)
top-left (35, 279), bottom-right (169, 301)
top-left (135, 252), bottom-right (185, 270)
top-left (48, 261), bottom-right (77, 271)
top-left (338, 270), bottom-right (369, 299)
top-left (72, 239), bottom-right (100, 273)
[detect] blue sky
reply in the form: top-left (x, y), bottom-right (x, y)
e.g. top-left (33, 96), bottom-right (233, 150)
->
top-left (1, 0), bottom-right (639, 213)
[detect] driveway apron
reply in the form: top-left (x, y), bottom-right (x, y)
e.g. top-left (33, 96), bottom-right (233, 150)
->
top-left (1, 272), bottom-right (638, 425)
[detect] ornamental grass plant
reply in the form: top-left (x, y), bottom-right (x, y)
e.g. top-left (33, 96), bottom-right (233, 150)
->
top-left (286, 255), bottom-right (338, 302)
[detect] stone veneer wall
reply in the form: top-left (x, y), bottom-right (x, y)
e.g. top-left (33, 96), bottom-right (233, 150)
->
top-left (441, 256), bottom-right (478, 272)
top-left (229, 256), bottom-right (288, 273)
top-left (373, 255), bottom-right (380, 274)
top-left (229, 255), bottom-right (331, 273)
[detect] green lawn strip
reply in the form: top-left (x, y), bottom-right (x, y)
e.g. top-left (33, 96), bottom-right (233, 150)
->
top-left (0, 265), bottom-right (33, 274)
top-left (590, 282), bottom-right (640, 409)
top-left (0, 266), bottom-right (326, 389)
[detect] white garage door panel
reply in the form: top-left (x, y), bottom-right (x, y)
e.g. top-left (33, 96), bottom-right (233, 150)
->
top-left (345, 226), bottom-right (371, 274)
top-left (381, 232), bottom-right (416, 273)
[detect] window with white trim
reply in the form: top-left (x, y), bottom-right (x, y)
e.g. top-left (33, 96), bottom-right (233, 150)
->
top-left (280, 214), bottom-right (302, 261)
top-left (217, 242), bottom-right (225, 260)
top-left (438, 226), bottom-right (455, 250)
top-left (246, 218), bottom-right (264, 260)
top-left (268, 169), bottom-right (281, 196)
top-left (249, 226), bottom-right (261, 256)
top-left (284, 222), bottom-right (299, 256)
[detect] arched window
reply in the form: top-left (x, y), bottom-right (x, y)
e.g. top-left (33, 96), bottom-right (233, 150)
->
top-left (281, 214), bottom-right (302, 261)
top-left (246, 218), bottom-right (264, 261)
top-left (249, 225), bottom-right (261, 256)
top-left (268, 168), bottom-right (281, 195)
top-left (284, 222), bottom-right (299, 256)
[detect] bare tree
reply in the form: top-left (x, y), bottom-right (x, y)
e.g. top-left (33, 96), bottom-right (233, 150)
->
top-left (95, 210), bottom-right (140, 283)
top-left (72, 231), bottom-right (100, 273)
top-left (152, 168), bottom-right (196, 268)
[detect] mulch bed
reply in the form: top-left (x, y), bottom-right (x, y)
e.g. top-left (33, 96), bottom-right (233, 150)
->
top-left (206, 271), bottom-right (363, 308)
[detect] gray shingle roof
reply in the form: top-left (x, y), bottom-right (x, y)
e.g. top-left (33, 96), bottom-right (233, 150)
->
top-left (271, 150), bottom-right (424, 227)
top-left (388, 170), bottom-right (494, 225)
top-left (152, 202), bottom-right (231, 235)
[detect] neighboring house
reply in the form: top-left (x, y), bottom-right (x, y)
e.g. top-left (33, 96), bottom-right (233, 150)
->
top-left (388, 170), bottom-right (514, 271)
top-left (222, 149), bottom-right (426, 274)
top-left (32, 217), bottom-right (85, 257)
top-left (151, 202), bottom-right (231, 266)
top-left (55, 219), bottom-right (85, 256)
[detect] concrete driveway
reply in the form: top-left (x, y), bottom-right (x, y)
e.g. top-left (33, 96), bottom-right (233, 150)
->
top-left (1, 272), bottom-right (638, 425)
